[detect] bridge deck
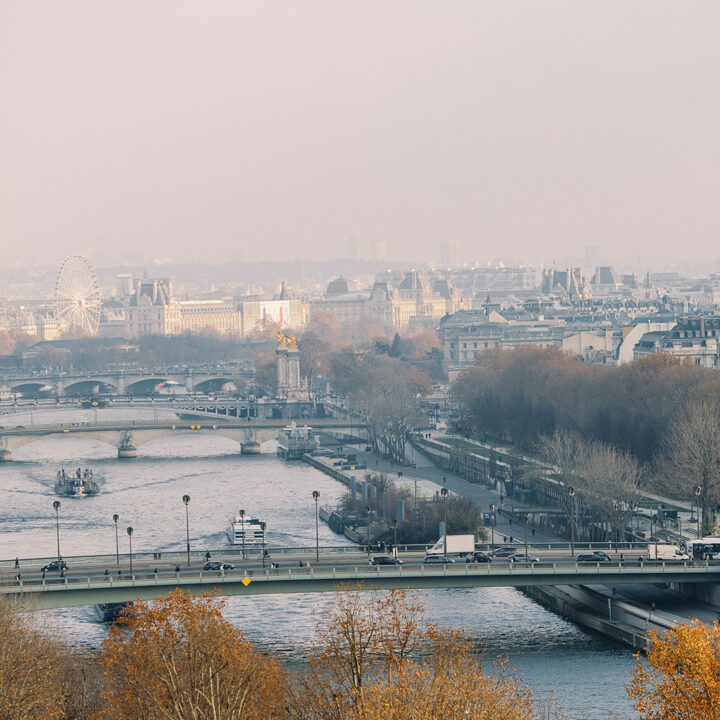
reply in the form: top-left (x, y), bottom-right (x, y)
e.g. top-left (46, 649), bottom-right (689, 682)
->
top-left (4, 561), bottom-right (718, 611)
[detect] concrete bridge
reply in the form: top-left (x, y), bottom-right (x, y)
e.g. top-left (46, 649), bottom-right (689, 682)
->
top-left (2, 369), bottom-right (245, 397)
top-left (0, 417), bottom-right (366, 460)
top-left (4, 560), bottom-right (720, 611)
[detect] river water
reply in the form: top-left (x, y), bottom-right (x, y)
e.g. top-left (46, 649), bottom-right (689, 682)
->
top-left (0, 407), bottom-right (637, 719)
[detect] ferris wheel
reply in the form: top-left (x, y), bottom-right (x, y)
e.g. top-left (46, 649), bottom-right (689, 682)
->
top-left (54, 255), bottom-right (102, 336)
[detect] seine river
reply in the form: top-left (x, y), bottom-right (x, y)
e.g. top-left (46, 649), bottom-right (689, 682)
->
top-left (0, 407), bottom-right (637, 719)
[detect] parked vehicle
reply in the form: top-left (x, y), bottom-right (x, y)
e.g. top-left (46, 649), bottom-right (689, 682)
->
top-left (370, 555), bottom-right (402, 566)
top-left (576, 553), bottom-right (611, 563)
top-left (425, 534), bottom-right (475, 556)
top-left (489, 546), bottom-right (518, 558)
top-left (41, 559), bottom-right (68, 572)
top-left (203, 561), bottom-right (235, 571)
top-left (508, 553), bottom-right (540, 563)
top-left (423, 555), bottom-right (455, 564)
top-left (471, 551), bottom-right (492, 563)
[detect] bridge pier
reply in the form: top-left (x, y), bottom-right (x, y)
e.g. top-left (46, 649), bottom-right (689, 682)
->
top-left (118, 446), bottom-right (137, 459)
top-left (241, 442), bottom-right (261, 455)
top-left (0, 449), bottom-right (11, 462)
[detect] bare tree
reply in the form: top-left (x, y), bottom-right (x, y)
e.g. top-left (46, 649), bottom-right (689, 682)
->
top-left (579, 443), bottom-right (643, 545)
top-left (659, 399), bottom-right (720, 535)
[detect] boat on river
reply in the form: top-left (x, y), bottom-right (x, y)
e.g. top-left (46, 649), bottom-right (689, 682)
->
top-left (227, 513), bottom-right (265, 545)
top-left (94, 602), bottom-right (133, 623)
top-left (55, 468), bottom-right (99, 497)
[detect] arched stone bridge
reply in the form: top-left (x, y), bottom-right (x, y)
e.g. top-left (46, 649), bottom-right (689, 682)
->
top-left (0, 418), bottom-right (366, 461)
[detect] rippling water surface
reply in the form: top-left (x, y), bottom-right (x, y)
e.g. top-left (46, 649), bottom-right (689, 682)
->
top-left (0, 407), bottom-right (637, 719)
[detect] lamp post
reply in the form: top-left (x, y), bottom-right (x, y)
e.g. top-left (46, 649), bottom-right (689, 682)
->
top-left (113, 513), bottom-right (120, 565)
top-left (182, 495), bottom-right (191, 567)
top-left (312, 490), bottom-right (320, 562)
top-left (694, 485), bottom-right (702, 539)
top-left (239, 509), bottom-right (246, 561)
top-left (568, 487), bottom-right (576, 558)
top-left (489, 504), bottom-right (495, 553)
top-left (52, 500), bottom-right (61, 565)
top-left (393, 518), bottom-right (398, 557)
top-left (612, 502), bottom-right (619, 554)
top-left (260, 521), bottom-right (267, 568)
top-left (523, 515), bottom-right (529, 561)
top-left (126, 526), bottom-right (134, 574)
top-left (365, 505), bottom-right (371, 552)
top-left (441, 487), bottom-right (449, 559)
top-left (652, 515), bottom-right (658, 560)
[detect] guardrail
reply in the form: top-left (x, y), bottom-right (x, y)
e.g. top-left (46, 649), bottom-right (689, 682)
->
top-left (3, 560), bottom-right (720, 611)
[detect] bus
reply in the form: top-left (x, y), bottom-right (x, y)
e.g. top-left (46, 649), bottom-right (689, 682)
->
top-left (685, 537), bottom-right (720, 560)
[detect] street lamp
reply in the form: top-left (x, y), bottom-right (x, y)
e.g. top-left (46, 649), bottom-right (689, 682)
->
top-left (52, 500), bottom-right (61, 565)
top-left (393, 518), bottom-right (398, 556)
top-left (239, 509), bottom-right (246, 561)
top-left (365, 505), bottom-right (371, 552)
top-left (260, 521), bottom-right (267, 568)
top-left (568, 487), bottom-right (576, 558)
top-left (489, 504), bottom-right (495, 553)
top-left (312, 490), bottom-right (320, 562)
top-left (127, 526), bottom-right (134, 574)
top-left (652, 515), bottom-right (659, 560)
top-left (182, 495), bottom-right (191, 567)
top-left (612, 502), bottom-right (619, 554)
top-left (113, 513), bottom-right (120, 565)
top-left (523, 515), bottom-right (529, 561)
top-left (441, 487), bottom-right (449, 559)
top-left (694, 485), bottom-right (702, 539)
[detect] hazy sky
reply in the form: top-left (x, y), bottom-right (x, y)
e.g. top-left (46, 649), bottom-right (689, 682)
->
top-left (2, 2), bottom-right (720, 269)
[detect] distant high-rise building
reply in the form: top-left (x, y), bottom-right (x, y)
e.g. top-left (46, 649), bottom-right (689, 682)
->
top-left (441, 240), bottom-right (459, 267)
top-left (116, 274), bottom-right (134, 297)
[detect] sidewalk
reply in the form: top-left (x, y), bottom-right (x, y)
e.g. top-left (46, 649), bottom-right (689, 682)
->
top-left (333, 442), bottom-right (562, 544)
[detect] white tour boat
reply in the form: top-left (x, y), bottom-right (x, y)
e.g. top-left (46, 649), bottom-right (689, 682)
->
top-left (227, 513), bottom-right (265, 545)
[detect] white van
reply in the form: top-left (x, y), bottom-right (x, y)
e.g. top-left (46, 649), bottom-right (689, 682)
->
top-left (644, 543), bottom-right (689, 562)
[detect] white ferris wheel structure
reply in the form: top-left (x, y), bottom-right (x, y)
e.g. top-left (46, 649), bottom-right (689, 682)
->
top-left (54, 255), bottom-right (102, 336)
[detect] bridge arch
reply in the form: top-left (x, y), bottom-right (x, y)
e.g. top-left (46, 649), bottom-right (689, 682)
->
top-left (10, 382), bottom-right (55, 398)
top-left (63, 380), bottom-right (116, 397)
top-left (125, 378), bottom-right (169, 397)
top-left (193, 378), bottom-right (237, 394)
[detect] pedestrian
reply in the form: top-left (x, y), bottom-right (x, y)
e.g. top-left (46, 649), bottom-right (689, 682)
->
top-left (651, 602), bottom-right (656, 613)
top-left (104, 568), bottom-right (109, 576)
top-left (41, 570), bottom-right (46, 580)
top-left (175, 564), bottom-right (180, 573)
top-left (531, 528), bottom-right (535, 538)
top-left (510, 536), bottom-right (514, 543)
top-left (298, 560), bottom-right (304, 567)
top-left (15, 573), bottom-right (21, 582)
top-left (205, 551), bottom-right (211, 561)
top-left (153, 567), bottom-right (158, 575)
top-left (14, 557), bottom-right (19, 569)
top-left (60, 569), bottom-right (65, 578)
top-left (620, 553), bottom-right (624, 563)
top-left (503, 535), bottom-right (507, 543)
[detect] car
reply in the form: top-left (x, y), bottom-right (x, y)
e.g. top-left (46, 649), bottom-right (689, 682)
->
top-left (369, 555), bottom-right (403, 566)
top-left (41, 559), bottom-right (68, 572)
top-left (423, 555), bottom-right (455, 564)
top-left (203, 561), bottom-right (235, 571)
top-left (471, 551), bottom-right (492, 563)
top-left (489, 546), bottom-right (518, 557)
top-left (508, 553), bottom-right (540, 563)
top-left (593, 551), bottom-right (612, 561)
top-left (576, 553), bottom-right (611, 563)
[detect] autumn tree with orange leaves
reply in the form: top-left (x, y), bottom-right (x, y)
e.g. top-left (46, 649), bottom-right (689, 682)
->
top-left (95, 589), bottom-right (288, 720)
top-left (628, 619), bottom-right (720, 720)
top-left (291, 587), bottom-right (538, 720)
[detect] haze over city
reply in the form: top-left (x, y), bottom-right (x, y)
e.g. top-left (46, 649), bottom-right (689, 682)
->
top-left (3, 2), bottom-right (720, 270)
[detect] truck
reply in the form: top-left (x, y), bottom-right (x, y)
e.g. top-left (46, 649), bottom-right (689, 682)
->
top-left (644, 543), bottom-right (689, 562)
top-left (426, 534), bottom-right (475, 556)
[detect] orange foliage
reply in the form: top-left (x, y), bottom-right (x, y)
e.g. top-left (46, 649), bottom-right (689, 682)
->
top-left (0, 597), bottom-right (66, 720)
top-left (292, 587), bottom-right (536, 720)
top-left (95, 589), bottom-right (287, 720)
top-left (628, 620), bottom-right (720, 720)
